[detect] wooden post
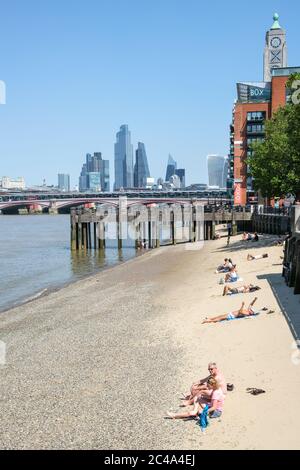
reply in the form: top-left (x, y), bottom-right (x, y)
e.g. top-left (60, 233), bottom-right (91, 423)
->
top-left (294, 241), bottom-right (300, 294)
top-left (78, 222), bottom-right (82, 250)
top-left (93, 222), bottom-right (97, 249)
top-left (87, 222), bottom-right (91, 249)
top-left (189, 206), bottom-right (194, 242)
top-left (82, 223), bottom-right (87, 250)
top-left (71, 211), bottom-right (77, 251)
top-left (98, 221), bottom-right (105, 250)
top-left (171, 210), bottom-right (176, 244)
top-left (117, 208), bottom-right (122, 250)
top-left (148, 208), bottom-right (152, 248)
top-left (156, 212), bottom-right (160, 248)
top-left (135, 222), bottom-right (140, 249)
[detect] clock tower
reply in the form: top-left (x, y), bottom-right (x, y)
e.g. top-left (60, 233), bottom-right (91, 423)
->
top-left (263, 13), bottom-right (287, 82)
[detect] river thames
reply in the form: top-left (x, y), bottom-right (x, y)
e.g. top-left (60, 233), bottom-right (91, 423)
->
top-left (0, 215), bottom-right (138, 312)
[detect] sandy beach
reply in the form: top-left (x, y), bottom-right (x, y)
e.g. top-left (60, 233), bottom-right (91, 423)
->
top-left (1, 234), bottom-right (300, 450)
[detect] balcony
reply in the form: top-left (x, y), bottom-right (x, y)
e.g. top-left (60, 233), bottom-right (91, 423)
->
top-left (247, 126), bottom-right (265, 135)
top-left (246, 113), bottom-right (266, 123)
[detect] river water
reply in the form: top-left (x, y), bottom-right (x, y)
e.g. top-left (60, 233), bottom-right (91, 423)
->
top-left (0, 215), bottom-right (139, 312)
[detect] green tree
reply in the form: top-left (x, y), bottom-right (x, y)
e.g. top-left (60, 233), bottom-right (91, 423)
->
top-left (249, 103), bottom-right (300, 200)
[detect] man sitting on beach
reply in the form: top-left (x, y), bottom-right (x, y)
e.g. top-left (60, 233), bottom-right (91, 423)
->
top-left (202, 297), bottom-right (259, 323)
top-left (223, 284), bottom-right (261, 296)
top-left (182, 362), bottom-right (226, 407)
top-left (167, 377), bottom-right (225, 420)
top-left (247, 253), bottom-right (268, 261)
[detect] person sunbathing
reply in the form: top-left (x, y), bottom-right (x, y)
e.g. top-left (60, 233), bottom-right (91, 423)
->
top-left (222, 284), bottom-right (261, 296)
top-left (182, 362), bottom-right (226, 406)
top-left (224, 265), bottom-right (238, 283)
top-left (202, 298), bottom-right (258, 323)
top-left (167, 377), bottom-right (225, 420)
top-left (242, 232), bottom-right (253, 241)
top-left (247, 253), bottom-right (268, 261)
top-left (215, 258), bottom-right (233, 273)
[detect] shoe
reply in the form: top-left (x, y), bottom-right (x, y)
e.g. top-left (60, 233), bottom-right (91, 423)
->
top-left (227, 383), bottom-right (234, 391)
top-left (246, 388), bottom-right (265, 395)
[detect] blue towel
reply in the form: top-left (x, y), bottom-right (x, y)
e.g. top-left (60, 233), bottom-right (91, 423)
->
top-left (198, 405), bottom-right (209, 431)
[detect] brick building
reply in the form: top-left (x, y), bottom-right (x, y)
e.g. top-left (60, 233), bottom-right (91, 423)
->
top-left (228, 14), bottom-right (300, 205)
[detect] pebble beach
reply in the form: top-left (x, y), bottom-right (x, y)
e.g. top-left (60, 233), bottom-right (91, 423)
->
top-left (1, 234), bottom-right (300, 449)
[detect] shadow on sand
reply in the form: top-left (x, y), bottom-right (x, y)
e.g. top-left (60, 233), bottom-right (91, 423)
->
top-left (257, 272), bottom-right (300, 343)
top-left (212, 234), bottom-right (282, 255)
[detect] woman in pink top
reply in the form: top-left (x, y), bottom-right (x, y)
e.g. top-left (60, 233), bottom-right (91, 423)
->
top-left (167, 377), bottom-right (225, 419)
top-left (209, 378), bottom-right (225, 418)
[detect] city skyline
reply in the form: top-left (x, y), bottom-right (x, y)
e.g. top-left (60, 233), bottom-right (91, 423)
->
top-left (0, 1), bottom-right (299, 187)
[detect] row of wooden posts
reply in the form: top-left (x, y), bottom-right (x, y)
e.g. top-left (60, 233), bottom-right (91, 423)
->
top-left (70, 205), bottom-right (204, 251)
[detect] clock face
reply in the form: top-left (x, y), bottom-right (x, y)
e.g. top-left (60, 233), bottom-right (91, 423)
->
top-left (271, 37), bottom-right (281, 48)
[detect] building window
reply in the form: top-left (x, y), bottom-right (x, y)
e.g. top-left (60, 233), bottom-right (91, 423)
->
top-left (247, 111), bottom-right (266, 121)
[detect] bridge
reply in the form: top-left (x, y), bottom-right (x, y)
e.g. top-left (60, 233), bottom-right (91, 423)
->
top-left (0, 190), bottom-right (229, 213)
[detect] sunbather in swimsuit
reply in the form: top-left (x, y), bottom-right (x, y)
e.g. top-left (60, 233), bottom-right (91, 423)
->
top-left (202, 298), bottom-right (258, 324)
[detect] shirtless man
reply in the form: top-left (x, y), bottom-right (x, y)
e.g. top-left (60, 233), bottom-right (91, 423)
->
top-left (182, 362), bottom-right (226, 407)
top-left (202, 298), bottom-right (258, 324)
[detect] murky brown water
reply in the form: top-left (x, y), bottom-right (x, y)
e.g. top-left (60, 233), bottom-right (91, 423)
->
top-left (0, 214), bottom-right (138, 312)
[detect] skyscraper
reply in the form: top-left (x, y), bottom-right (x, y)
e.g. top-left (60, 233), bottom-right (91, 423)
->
top-left (264, 13), bottom-right (287, 82)
top-left (133, 142), bottom-right (150, 188)
top-left (58, 173), bottom-right (70, 192)
top-left (207, 155), bottom-right (227, 188)
top-left (114, 125), bottom-right (134, 190)
top-left (165, 154), bottom-right (177, 182)
top-left (175, 169), bottom-right (186, 188)
top-left (79, 152), bottom-right (110, 192)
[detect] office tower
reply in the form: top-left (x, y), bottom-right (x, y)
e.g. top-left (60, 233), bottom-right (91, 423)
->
top-left (58, 173), bottom-right (70, 192)
top-left (114, 125), bottom-right (134, 190)
top-left (133, 142), bottom-right (150, 188)
top-left (264, 13), bottom-right (287, 82)
top-left (175, 169), bottom-right (186, 188)
top-left (165, 154), bottom-right (177, 182)
top-left (79, 163), bottom-right (87, 192)
top-left (88, 172), bottom-right (101, 192)
top-left (101, 159), bottom-right (110, 192)
top-left (207, 155), bottom-right (227, 188)
top-left (79, 152), bottom-right (110, 192)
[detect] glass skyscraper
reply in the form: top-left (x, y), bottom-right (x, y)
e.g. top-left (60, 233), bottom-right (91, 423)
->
top-left (58, 173), bottom-right (70, 192)
top-left (79, 152), bottom-right (110, 192)
top-left (133, 142), bottom-right (150, 188)
top-left (114, 125), bottom-right (134, 190)
top-left (165, 154), bottom-right (177, 182)
top-left (207, 155), bottom-right (227, 188)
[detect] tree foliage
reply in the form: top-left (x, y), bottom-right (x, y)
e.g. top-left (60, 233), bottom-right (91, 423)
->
top-left (249, 103), bottom-right (300, 199)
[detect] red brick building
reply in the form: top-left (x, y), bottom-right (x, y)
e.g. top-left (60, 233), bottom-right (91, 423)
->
top-left (228, 14), bottom-right (300, 205)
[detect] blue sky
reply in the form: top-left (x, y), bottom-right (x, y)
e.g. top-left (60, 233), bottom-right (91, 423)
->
top-left (0, 0), bottom-right (299, 187)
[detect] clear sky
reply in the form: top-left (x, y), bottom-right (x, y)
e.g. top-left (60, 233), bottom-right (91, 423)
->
top-left (0, 0), bottom-right (299, 188)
